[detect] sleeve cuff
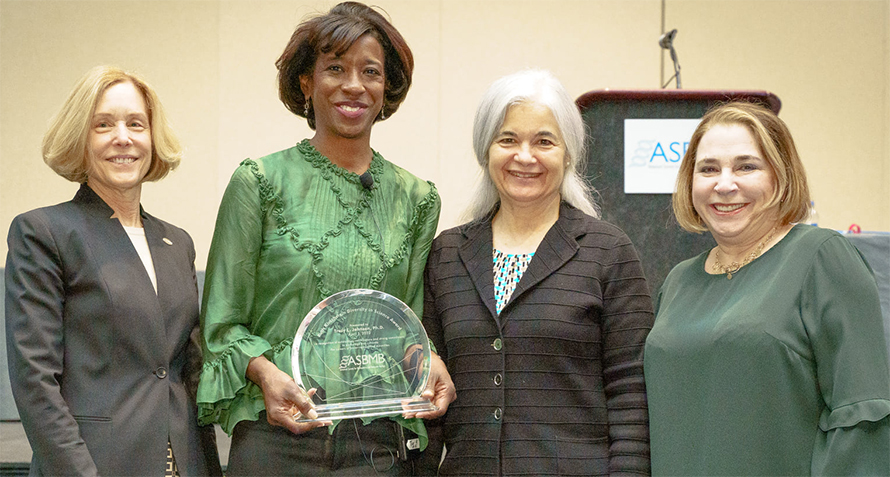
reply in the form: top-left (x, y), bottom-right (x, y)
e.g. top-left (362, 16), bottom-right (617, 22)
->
top-left (819, 398), bottom-right (890, 431)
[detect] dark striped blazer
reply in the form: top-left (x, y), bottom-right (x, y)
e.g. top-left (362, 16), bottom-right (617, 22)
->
top-left (423, 203), bottom-right (653, 476)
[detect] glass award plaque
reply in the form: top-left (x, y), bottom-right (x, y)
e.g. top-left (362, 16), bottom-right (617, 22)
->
top-left (291, 289), bottom-right (438, 422)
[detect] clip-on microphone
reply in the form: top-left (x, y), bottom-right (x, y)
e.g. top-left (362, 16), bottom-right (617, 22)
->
top-left (359, 171), bottom-right (375, 190)
top-left (359, 171), bottom-right (384, 251)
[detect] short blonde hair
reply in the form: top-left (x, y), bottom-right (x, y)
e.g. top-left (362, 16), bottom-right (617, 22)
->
top-left (42, 65), bottom-right (182, 183)
top-left (673, 101), bottom-right (810, 233)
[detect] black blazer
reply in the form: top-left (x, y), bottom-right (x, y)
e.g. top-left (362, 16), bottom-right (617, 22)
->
top-left (423, 203), bottom-right (653, 476)
top-left (5, 184), bottom-right (221, 476)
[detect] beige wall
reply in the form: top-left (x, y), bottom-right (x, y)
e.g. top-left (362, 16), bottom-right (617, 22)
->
top-left (2, 0), bottom-right (888, 268)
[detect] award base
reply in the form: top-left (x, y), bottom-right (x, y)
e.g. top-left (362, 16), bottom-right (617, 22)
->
top-left (295, 397), bottom-right (438, 423)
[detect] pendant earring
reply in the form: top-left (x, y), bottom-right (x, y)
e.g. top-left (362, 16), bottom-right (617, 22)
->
top-left (378, 104), bottom-right (386, 120)
top-left (304, 97), bottom-right (312, 117)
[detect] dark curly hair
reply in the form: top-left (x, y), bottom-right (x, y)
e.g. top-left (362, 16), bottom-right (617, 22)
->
top-left (275, 1), bottom-right (414, 129)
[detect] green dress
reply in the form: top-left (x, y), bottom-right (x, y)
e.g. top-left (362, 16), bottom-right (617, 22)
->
top-left (645, 224), bottom-right (890, 475)
top-left (196, 140), bottom-right (440, 444)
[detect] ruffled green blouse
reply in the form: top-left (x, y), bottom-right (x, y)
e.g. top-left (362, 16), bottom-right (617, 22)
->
top-left (197, 140), bottom-right (440, 444)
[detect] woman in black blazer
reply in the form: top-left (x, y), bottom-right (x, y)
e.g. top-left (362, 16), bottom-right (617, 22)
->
top-left (422, 70), bottom-right (654, 476)
top-left (5, 66), bottom-right (221, 476)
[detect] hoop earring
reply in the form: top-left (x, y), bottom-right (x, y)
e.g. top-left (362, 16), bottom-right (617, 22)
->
top-left (304, 97), bottom-right (312, 117)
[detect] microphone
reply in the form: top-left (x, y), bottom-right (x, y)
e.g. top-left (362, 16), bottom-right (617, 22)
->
top-left (359, 171), bottom-right (375, 190)
top-left (658, 29), bottom-right (682, 89)
top-left (658, 29), bottom-right (677, 49)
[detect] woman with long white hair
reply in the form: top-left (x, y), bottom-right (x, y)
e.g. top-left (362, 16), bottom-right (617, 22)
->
top-left (422, 69), bottom-right (653, 476)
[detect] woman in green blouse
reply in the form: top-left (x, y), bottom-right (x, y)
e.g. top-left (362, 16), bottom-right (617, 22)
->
top-left (196, 3), bottom-right (454, 475)
top-left (644, 101), bottom-right (890, 475)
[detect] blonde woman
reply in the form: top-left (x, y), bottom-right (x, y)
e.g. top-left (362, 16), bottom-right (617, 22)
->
top-left (5, 66), bottom-right (221, 476)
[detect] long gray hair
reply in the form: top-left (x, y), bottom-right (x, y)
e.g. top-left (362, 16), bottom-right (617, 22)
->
top-left (465, 69), bottom-right (598, 221)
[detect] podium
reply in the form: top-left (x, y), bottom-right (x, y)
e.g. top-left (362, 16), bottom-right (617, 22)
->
top-left (576, 90), bottom-right (781, 295)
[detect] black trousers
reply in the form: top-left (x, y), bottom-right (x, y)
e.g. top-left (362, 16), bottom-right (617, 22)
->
top-left (225, 414), bottom-right (427, 476)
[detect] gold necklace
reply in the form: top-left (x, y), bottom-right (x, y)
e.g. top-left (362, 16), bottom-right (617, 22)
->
top-left (712, 227), bottom-right (778, 280)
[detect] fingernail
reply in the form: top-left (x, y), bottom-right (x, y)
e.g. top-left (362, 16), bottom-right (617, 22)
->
top-left (307, 409), bottom-right (318, 420)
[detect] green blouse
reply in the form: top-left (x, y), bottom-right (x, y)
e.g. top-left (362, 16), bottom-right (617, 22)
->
top-left (645, 224), bottom-right (890, 475)
top-left (197, 140), bottom-right (440, 442)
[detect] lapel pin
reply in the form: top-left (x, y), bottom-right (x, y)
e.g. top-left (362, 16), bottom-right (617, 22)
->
top-left (163, 238), bottom-right (173, 245)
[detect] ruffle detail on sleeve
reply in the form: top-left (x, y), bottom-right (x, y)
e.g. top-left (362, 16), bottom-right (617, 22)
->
top-left (269, 338), bottom-right (294, 376)
top-left (819, 398), bottom-right (890, 431)
top-left (197, 335), bottom-right (272, 428)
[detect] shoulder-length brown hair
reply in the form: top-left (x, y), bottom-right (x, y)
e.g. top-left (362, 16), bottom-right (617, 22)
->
top-left (673, 101), bottom-right (811, 233)
top-left (42, 65), bottom-right (182, 184)
top-left (276, 1), bottom-right (413, 129)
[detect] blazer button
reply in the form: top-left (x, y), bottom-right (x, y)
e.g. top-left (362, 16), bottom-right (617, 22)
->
top-left (154, 367), bottom-right (168, 379)
top-left (491, 338), bottom-right (502, 351)
top-left (493, 373), bottom-right (502, 386)
top-left (493, 408), bottom-right (503, 420)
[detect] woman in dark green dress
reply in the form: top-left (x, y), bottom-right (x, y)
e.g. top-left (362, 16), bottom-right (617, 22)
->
top-left (645, 101), bottom-right (890, 475)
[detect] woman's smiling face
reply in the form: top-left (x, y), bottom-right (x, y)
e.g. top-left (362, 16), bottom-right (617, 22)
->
top-left (300, 34), bottom-right (386, 143)
top-left (692, 123), bottom-right (779, 246)
top-left (487, 101), bottom-right (566, 210)
top-left (87, 81), bottom-right (152, 197)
